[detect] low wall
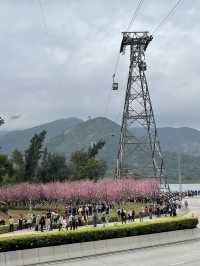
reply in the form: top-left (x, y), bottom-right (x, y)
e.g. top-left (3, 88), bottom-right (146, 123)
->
top-left (1, 228), bottom-right (200, 266)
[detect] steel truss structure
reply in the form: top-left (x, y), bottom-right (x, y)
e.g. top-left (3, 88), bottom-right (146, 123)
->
top-left (115, 31), bottom-right (169, 191)
top-left (0, 117), bottom-right (4, 127)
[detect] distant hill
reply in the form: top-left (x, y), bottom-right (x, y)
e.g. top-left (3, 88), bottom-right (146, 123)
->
top-left (0, 117), bottom-right (83, 154)
top-left (46, 117), bottom-right (200, 183)
top-left (0, 116), bottom-right (200, 183)
top-left (47, 117), bottom-right (120, 173)
top-left (132, 127), bottom-right (200, 156)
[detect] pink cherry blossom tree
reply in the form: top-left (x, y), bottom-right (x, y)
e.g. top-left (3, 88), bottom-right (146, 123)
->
top-left (0, 178), bottom-right (160, 204)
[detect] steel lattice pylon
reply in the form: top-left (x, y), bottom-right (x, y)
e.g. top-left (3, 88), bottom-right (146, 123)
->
top-left (115, 31), bottom-right (169, 191)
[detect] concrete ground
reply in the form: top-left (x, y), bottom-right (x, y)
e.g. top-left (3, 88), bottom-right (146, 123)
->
top-left (44, 239), bottom-right (200, 266)
top-left (184, 197), bottom-right (200, 227)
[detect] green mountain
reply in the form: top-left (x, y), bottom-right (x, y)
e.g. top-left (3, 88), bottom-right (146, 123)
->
top-left (47, 117), bottom-right (120, 171)
top-left (46, 117), bottom-right (200, 183)
top-left (1, 116), bottom-right (200, 183)
top-left (0, 117), bottom-right (83, 154)
top-left (132, 127), bottom-right (200, 157)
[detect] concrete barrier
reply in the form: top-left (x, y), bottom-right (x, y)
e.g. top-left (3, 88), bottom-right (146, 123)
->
top-left (5, 250), bottom-right (22, 266)
top-left (21, 248), bottom-right (38, 266)
top-left (53, 245), bottom-right (68, 261)
top-left (1, 228), bottom-right (200, 266)
top-left (93, 239), bottom-right (107, 255)
top-left (0, 252), bottom-right (5, 266)
top-left (37, 246), bottom-right (54, 264)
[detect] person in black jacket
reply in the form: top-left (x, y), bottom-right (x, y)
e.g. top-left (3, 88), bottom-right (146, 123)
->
top-left (40, 215), bottom-right (46, 232)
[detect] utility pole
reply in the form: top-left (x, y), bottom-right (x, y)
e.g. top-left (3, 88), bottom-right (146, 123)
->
top-left (177, 152), bottom-right (182, 193)
top-left (115, 32), bottom-right (169, 191)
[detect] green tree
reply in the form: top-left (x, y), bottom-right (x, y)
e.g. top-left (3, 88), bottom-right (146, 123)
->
top-left (0, 154), bottom-right (13, 184)
top-left (79, 158), bottom-right (106, 180)
top-left (38, 151), bottom-right (70, 182)
top-left (70, 139), bottom-right (106, 180)
top-left (88, 139), bottom-right (105, 158)
top-left (24, 130), bottom-right (46, 182)
top-left (70, 149), bottom-right (89, 179)
top-left (46, 153), bottom-right (69, 182)
top-left (11, 149), bottom-right (25, 182)
top-left (38, 147), bottom-right (49, 182)
top-left (0, 117), bottom-right (5, 150)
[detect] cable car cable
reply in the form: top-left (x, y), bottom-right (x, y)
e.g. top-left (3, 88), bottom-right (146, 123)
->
top-left (152, 0), bottom-right (184, 34)
top-left (38, 0), bottom-right (49, 35)
top-left (112, 0), bottom-right (145, 83)
top-left (113, 52), bottom-right (120, 80)
top-left (126, 0), bottom-right (145, 31)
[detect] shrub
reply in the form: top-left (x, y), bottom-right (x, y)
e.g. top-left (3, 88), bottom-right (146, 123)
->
top-left (0, 205), bottom-right (8, 214)
top-left (0, 217), bottom-right (198, 252)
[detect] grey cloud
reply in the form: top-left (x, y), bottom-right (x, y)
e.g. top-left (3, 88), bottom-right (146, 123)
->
top-left (10, 114), bottom-right (22, 120)
top-left (0, 0), bottom-right (200, 130)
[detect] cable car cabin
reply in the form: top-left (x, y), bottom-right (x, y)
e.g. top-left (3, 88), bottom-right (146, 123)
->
top-left (112, 82), bottom-right (118, 90)
top-left (139, 61), bottom-right (147, 71)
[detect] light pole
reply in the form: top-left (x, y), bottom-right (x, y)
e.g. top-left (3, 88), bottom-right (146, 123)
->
top-left (177, 152), bottom-right (182, 194)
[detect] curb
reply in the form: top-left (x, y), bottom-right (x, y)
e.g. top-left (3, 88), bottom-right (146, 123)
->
top-left (1, 228), bottom-right (200, 266)
top-left (28, 237), bottom-right (200, 266)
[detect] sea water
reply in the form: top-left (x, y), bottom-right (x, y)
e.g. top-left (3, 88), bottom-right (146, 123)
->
top-left (169, 184), bottom-right (200, 192)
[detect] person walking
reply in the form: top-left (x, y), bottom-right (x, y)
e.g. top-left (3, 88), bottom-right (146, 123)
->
top-left (74, 215), bottom-right (78, 230)
top-left (35, 214), bottom-right (40, 231)
top-left (32, 214), bottom-right (36, 230)
top-left (39, 215), bottom-right (46, 232)
top-left (69, 214), bottom-right (73, 230)
top-left (144, 206), bottom-right (149, 217)
top-left (63, 216), bottom-right (69, 230)
top-left (132, 208), bottom-right (135, 222)
top-left (46, 210), bottom-right (51, 231)
top-left (18, 215), bottom-right (23, 230)
top-left (172, 206), bottom-right (177, 216)
top-left (8, 216), bottom-right (15, 232)
top-left (149, 207), bottom-right (153, 219)
top-left (58, 215), bottom-right (63, 231)
top-left (78, 213), bottom-right (82, 226)
top-left (184, 200), bottom-right (188, 209)
top-left (101, 211), bottom-right (106, 227)
top-left (92, 208), bottom-right (98, 227)
top-left (117, 208), bottom-right (121, 222)
top-left (139, 207), bottom-right (144, 222)
top-left (85, 205), bottom-right (89, 220)
top-left (121, 208), bottom-right (127, 224)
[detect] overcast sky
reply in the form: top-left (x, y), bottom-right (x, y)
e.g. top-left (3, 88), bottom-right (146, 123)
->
top-left (0, 0), bottom-right (199, 130)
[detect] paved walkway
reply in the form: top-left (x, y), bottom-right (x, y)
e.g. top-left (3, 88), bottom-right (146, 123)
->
top-left (0, 215), bottom-right (158, 238)
top-left (184, 196), bottom-right (200, 227)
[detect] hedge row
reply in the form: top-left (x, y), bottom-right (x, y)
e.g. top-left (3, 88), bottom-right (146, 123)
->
top-left (0, 217), bottom-right (198, 252)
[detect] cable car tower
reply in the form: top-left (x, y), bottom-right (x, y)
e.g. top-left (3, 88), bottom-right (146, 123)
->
top-left (114, 31), bottom-right (169, 191)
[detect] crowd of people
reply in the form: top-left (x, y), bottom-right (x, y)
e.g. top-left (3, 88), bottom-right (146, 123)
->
top-left (4, 199), bottom-right (188, 233)
top-left (0, 189), bottom-right (196, 233)
top-left (5, 204), bottom-right (111, 232)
